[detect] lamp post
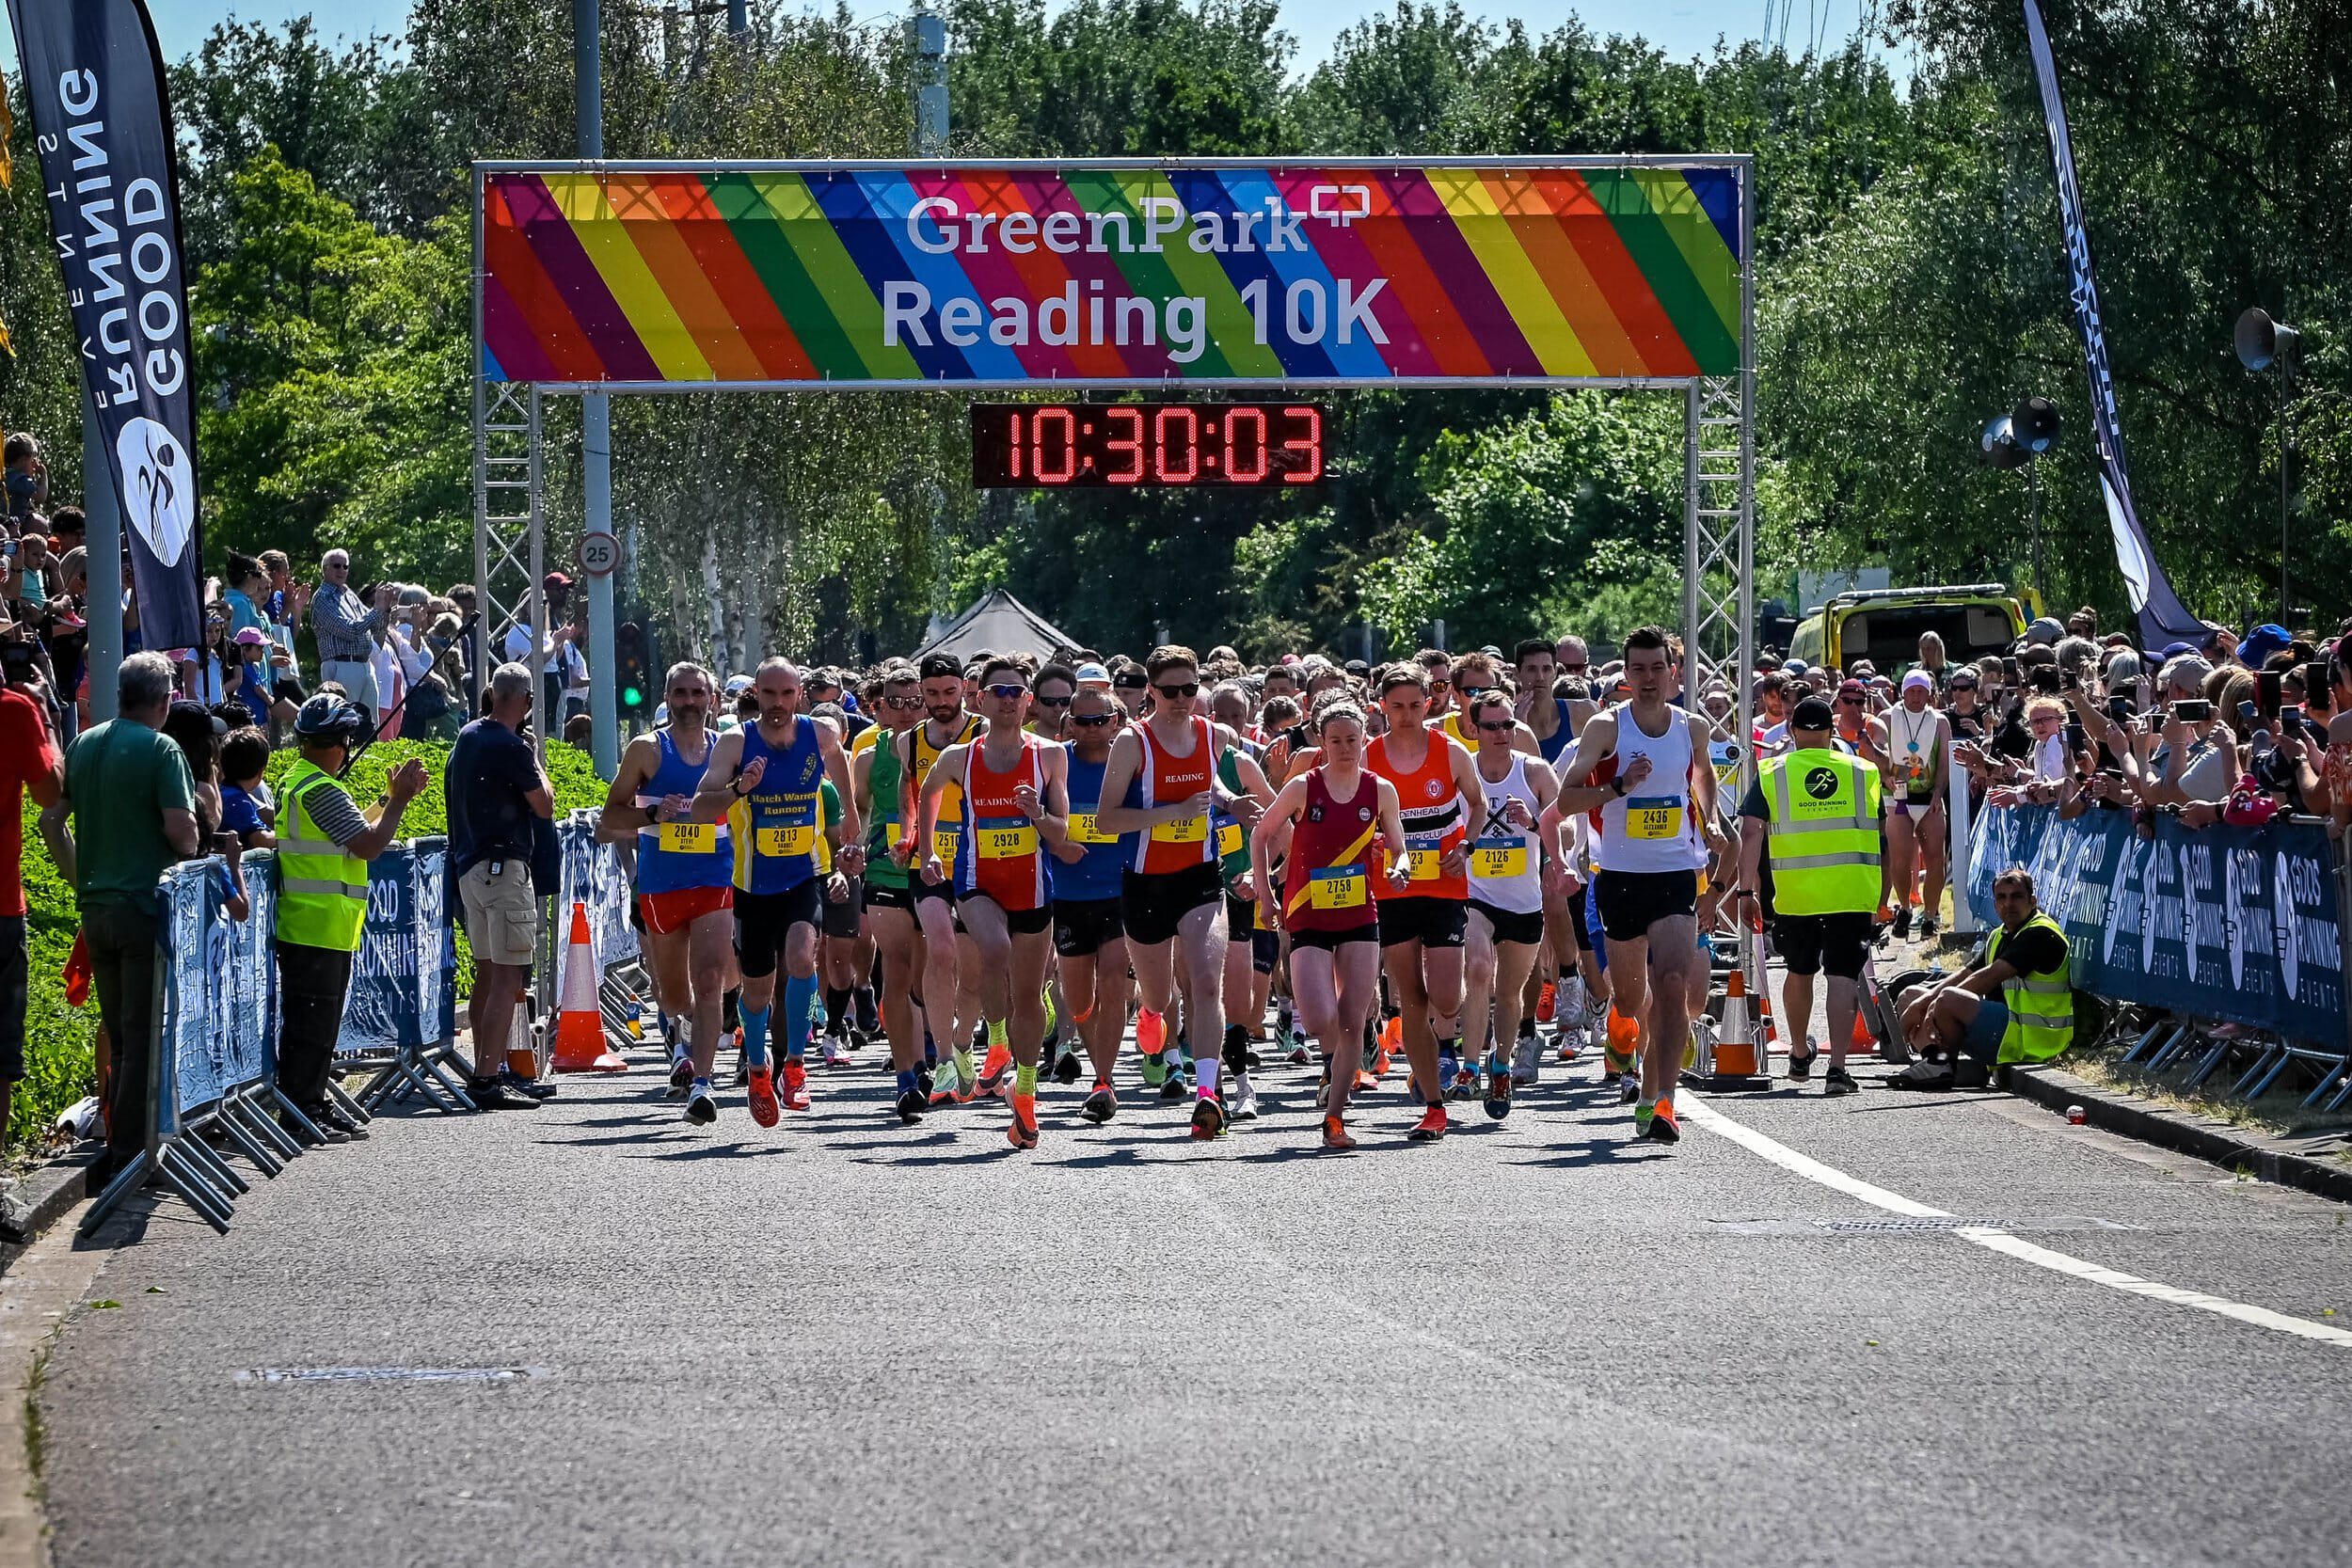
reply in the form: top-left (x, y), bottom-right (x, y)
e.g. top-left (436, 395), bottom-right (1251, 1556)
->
top-left (2235, 307), bottom-right (2299, 625)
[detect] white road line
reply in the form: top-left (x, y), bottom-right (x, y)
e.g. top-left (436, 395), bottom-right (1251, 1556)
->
top-left (1680, 1096), bottom-right (2352, 1351)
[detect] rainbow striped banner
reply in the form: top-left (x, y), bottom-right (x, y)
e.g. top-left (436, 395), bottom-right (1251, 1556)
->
top-left (478, 161), bottom-right (1745, 388)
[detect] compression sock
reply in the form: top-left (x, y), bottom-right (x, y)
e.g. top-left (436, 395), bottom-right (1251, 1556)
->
top-left (854, 986), bottom-right (880, 1034)
top-left (1222, 1022), bottom-right (1249, 1073)
top-left (987, 1017), bottom-right (1009, 1050)
top-left (897, 1068), bottom-right (918, 1098)
top-left (783, 974), bottom-right (818, 1061)
top-left (825, 986), bottom-right (850, 1034)
top-left (739, 1006), bottom-right (771, 1070)
top-left (1014, 1062), bottom-right (1039, 1098)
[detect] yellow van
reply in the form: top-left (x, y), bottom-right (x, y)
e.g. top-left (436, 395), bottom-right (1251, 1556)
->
top-left (1786, 584), bottom-right (2033, 674)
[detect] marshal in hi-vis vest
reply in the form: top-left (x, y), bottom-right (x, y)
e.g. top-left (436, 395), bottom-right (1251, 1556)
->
top-left (277, 760), bottom-right (368, 952)
top-left (1761, 748), bottom-right (1882, 917)
top-left (1990, 911), bottom-right (2074, 1063)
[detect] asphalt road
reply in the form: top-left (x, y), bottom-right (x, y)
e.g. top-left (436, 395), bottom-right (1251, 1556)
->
top-left (38, 1002), bottom-right (2352, 1568)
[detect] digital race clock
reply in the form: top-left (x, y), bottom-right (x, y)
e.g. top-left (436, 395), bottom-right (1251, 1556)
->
top-left (970, 403), bottom-right (1327, 488)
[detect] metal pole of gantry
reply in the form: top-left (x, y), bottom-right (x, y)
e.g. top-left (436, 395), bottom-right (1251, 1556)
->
top-left (578, 0), bottom-right (619, 779)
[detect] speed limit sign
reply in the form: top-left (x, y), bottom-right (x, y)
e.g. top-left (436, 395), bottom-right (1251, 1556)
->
top-left (576, 531), bottom-right (621, 578)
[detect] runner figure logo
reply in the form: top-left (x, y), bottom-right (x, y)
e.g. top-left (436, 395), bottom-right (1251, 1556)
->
top-left (1804, 767), bottom-right (1839, 800)
top-left (117, 417), bottom-right (196, 567)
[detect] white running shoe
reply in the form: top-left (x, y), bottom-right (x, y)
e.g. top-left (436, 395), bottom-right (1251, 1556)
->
top-left (1511, 1031), bottom-right (1544, 1085)
top-left (1559, 974), bottom-right (1587, 1025)
top-left (1229, 1071), bottom-right (1260, 1121)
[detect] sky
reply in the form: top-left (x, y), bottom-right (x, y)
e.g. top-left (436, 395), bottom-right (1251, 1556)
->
top-left (151, 0), bottom-right (1887, 76)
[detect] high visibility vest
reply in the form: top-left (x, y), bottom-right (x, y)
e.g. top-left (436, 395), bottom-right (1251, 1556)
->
top-left (1990, 911), bottom-right (2074, 1063)
top-left (1761, 748), bottom-right (1882, 916)
top-left (278, 760), bottom-right (368, 952)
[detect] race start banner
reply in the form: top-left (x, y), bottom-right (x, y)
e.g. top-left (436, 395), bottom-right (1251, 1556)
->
top-left (478, 162), bottom-right (1745, 388)
top-left (1965, 804), bottom-right (2346, 1048)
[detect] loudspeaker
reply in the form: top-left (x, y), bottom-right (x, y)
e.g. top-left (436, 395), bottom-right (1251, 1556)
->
top-left (1979, 414), bottom-right (2028, 469)
top-left (2234, 307), bottom-right (2299, 372)
top-left (2010, 395), bottom-right (2061, 453)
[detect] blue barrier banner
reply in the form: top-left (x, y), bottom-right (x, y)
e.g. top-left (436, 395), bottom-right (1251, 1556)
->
top-left (556, 813), bottom-right (640, 1005)
top-left (336, 839), bottom-right (459, 1058)
top-left (1966, 805), bottom-right (2347, 1046)
top-left (158, 853), bottom-right (278, 1136)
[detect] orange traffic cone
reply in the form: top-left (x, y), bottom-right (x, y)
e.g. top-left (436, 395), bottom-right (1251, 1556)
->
top-left (1714, 969), bottom-right (1758, 1077)
top-left (1850, 1004), bottom-right (1878, 1058)
top-left (550, 900), bottom-right (628, 1073)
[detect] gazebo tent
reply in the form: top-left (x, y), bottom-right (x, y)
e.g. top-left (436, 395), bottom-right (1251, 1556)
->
top-left (914, 589), bottom-right (1079, 664)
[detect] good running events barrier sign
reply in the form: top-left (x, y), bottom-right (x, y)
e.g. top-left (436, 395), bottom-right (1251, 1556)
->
top-left (1965, 805), bottom-right (2347, 1047)
top-left (477, 162), bottom-right (1744, 388)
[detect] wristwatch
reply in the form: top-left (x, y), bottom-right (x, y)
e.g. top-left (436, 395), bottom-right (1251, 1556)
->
top-left (1611, 776), bottom-right (1628, 797)
top-left (730, 775), bottom-right (750, 798)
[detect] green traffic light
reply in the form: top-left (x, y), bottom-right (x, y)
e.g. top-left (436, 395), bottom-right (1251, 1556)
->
top-left (622, 686), bottom-right (644, 706)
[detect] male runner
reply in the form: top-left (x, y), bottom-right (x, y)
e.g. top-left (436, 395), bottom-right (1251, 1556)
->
top-left (1882, 670), bottom-right (1951, 938)
top-left (915, 658), bottom-right (1070, 1149)
top-left (1363, 662), bottom-right (1486, 1140)
top-left (1094, 645), bottom-right (1254, 1139)
top-left (1207, 680), bottom-right (1278, 1120)
top-left (1553, 626), bottom-right (1726, 1144)
top-left (691, 659), bottom-right (860, 1124)
top-left (1517, 637), bottom-right (1609, 1063)
top-left (1460, 689), bottom-right (1562, 1117)
top-left (895, 653), bottom-right (982, 1102)
top-left (1051, 685), bottom-right (1136, 1123)
top-left (1251, 695), bottom-right (1414, 1148)
top-left (1029, 662), bottom-right (1076, 741)
top-left (599, 663), bottom-right (736, 1124)
top-left (854, 663), bottom-right (935, 1123)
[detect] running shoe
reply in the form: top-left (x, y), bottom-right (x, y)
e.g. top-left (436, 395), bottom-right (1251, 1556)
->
top-left (1536, 981), bottom-right (1557, 1023)
top-left (1559, 974), bottom-right (1588, 1025)
top-left (1355, 1069), bottom-right (1380, 1093)
top-left (1916, 911), bottom-right (1940, 940)
top-left (1823, 1066), bottom-right (1859, 1097)
top-left (1406, 1104), bottom-right (1448, 1143)
top-left (667, 1054), bottom-right (695, 1101)
top-left (1160, 1063), bottom-right (1189, 1102)
top-left (952, 1055), bottom-right (979, 1104)
top-left (1229, 1072), bottom-right (1260, 1122)
top-left (1483, 1056), bottom-right (1513, 1120)
top-left (1007, 1094), bottom-right (1040, 1150)
top-left (1617, 1072), bottom-right (1641, 1104)
top-left (1633, 1102), bottom-right (1654, 1137)
top-left (1511, 1031), bottom-right (1545, 1086)
top-left (1081, 1085), bottom-right (1118, 1124)
top-left (1189, 1094), bottom-right (1227, 1140)
top-left (1138, 1052), bottom-right (1169, 1089)
top-left (781, 1058), bottom-right (812, 1112)
top-left (1583, 998), bottom-right (1610, 1053)
top-left (1286, 1037), bottom-right (1313, 1067)
top-left (1136, 1007), bottom-right (1168, 1058)
top-left (1644, 1097), bottom-right (1680, 1144)
top-left (1892, 904), bottom-right (1913, 940)
top-left (1052, 1049), bottom-right (1083, 1085)
top-left (1322, 1115), bottom-right (1356, 1151)
top-left (1788, 1038), bottom-right (1819, 1080)
top-left (895, 1087), bottom-right (927, 1124)
top-left (1438, 1052), bottom-right (1462, 1097)
top-left (1314, 1069), bottom-right (1329, 1111)
top-left (1554, 1030), bottom-right (1581, 1063)
top-left (746, 1063), bottom-right (780, 1128)
top-left (685, 1084), bottom-right (719, 1125)
top-left (821, 1037), bottom-right (854, 1069)
top-left (977, 1040), bottom-right (1013, 1098)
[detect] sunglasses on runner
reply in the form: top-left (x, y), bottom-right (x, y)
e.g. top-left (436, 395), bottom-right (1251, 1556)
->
top-left (1837, 694), bottom-right (1863, 705)
top-left (1560, 662), bottom-right (1590, 675)
top-left (1458, 686), bottom-right (1489, 702)
top-left (1033, 693), bottom-right (1072, 708)
top-left (1475, 719), bottom-right (1516, 733)
top-left (1154, 682), bottom-right (1199, 700)
top-left (985, 683), bottom-right (1027, 700)
top-left (1072, 713), bottom-right (1118, 727)
top-left (1114, 674), bottom-right (1148, 690)
top-left (882, 695), bottom-right (921, 710)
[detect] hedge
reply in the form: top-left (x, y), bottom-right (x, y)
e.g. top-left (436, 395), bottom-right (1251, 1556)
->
top-left (10, 736), bottom-right (607, 1153)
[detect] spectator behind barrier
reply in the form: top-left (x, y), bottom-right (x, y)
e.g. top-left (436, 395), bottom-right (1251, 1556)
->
top-left (0, 647), bottom-right (63, 1239)
top-left (53, 652), bottom-right (200, 1184)
top-left (273, 693), bottom-right (430, 1144)
top-left (446, 663), bottom-right (556, 1111)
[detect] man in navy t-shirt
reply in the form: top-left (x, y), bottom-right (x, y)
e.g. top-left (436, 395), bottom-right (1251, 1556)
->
top-left (446, 664), bottom-right (555, 1107)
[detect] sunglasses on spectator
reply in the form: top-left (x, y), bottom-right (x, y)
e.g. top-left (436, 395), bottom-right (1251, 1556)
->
top-left (985, 683), bottom-right (1027, 700)
top-left (1154, 682), bottom-right (1199, 699)
top-left (1072, 713), bottom-right (1118, 727)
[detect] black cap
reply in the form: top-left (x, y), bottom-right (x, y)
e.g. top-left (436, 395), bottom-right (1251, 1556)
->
top-left (1791, 696), bottom-right (1836, 731)
top-left (1343, 658), bottom-right (1370, 677)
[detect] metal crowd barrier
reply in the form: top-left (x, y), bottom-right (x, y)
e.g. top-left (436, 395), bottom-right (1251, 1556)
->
top-left (1964, 802), bottom-right (2351, 1110)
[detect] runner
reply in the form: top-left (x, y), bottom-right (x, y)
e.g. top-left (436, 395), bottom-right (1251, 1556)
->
top-left (1518, 637), bottom-right (1609, 1063)
top-left (1459, 689), bottom-right (1562, 1117)
top-left (1251, 695), bottom-right (1414, 1148)
top-left (691, 659), bottom-right (860, 1125)
top-left (894, 653), bottom-right (982, 1104)
top-left (1362, 662), bottom-right (1486, 1140)
top-left (808, 703), bottom-right (868, 1067)
top-left (598, 663), bottom-right (736, 1125)
top-left (1439, 651), bottom-right (1536, 753)
top-left (854, 663), bottom-right (936, 1123)
top-left (1208, 680), bottom-right (1278, 1121)
top-left (914, 657), bottom-right (1070, 1150)
top-left (1883, 670), bottom-right (1952, 938)
top-left (1050, 685), bottom-right (1136, 1124)
top-left (1553, 626), bottom-right (1726, 1144)
top-left (1094, 645), bottom-right (1253, 1140)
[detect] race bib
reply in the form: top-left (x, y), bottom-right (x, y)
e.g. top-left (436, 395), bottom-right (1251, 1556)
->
top-left (977, 819), bottom-right (1037, 860)
top-left (659, 822), bottom-right (717, 854)
top-left (1068, 808), bottom-right (1115, 846)
top-left (1310, 863), bottom-right (1368, 911)
top-left (1216, 821), bottom-right (1245, 859)
top-left (1152, 815), bottom-right (1207, 845)
top-left (932, 826), bottom-right (961, 864)
top-left (1470, 837), bottom-right (1527, 879)
top-left (1625, 796), bottom-right (1683, 840)
top-left (755, 824), bottom-right (817, 860)
top-left (1404, 831), bottom-right (1446, 882)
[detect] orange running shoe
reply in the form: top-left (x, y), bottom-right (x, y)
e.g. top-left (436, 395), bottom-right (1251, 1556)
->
top-left (1644, 1097), bottom-right (1680, 1145)
top-left (1007, 1093), bottom-right (1040, 1149)
top-left (1355, 1069), bottom-right (1380, 1092)
top-left (746, 1063), bottom-right (780, 1128)
top-left (1136, 1007), bottom-right (1168, 1057)
top-left (978, 1040), bottom-right (1014, 1097)
top-left (1375, 1016), bottom-right (1400, 1079)
top-left (1322, 1115), bottom-right (1356, 1150)
top-left (781, 1058), bottom-right (812, 1112)
top-left (1407, 1103), bottom-right (1448, 1142)
top-left (1603, 1008), bottom-right (1641, 1077)
top-left (1536, 981), bottom-right (1557, 1023)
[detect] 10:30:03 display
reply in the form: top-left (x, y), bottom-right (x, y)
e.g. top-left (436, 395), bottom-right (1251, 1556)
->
top-left (970, 403), bottom-right (1327, 487)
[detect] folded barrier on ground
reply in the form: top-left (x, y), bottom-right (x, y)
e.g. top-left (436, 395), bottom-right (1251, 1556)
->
top-left (1964, 804), bottom-right (2351, 1106)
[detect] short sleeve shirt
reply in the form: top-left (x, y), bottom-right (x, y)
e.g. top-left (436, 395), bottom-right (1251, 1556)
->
top-left (0, 688), bottom-right (59, 917)
top-left (448, 717), bottom-right (540, 879)
top-left (63, 718), bottom-right (196, 909)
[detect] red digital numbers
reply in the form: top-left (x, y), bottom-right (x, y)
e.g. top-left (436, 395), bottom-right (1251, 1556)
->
top-left (971, 403), bottom-right (1327, 488)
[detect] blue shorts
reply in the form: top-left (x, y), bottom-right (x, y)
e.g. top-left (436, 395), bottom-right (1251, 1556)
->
top-left (1962, 996), bottom-right (2010, 1064)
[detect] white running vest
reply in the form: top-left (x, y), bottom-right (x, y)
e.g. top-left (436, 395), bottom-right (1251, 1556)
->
top-left (1467, 752), bottom-right (1545, 914)
top-left (1596, 702), bottom-right (1707, 873)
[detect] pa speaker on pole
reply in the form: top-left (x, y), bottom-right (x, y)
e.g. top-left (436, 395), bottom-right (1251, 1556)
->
top-left (1979, 414), bottom-right (2028, 469)
top-left (2010, 395), bottom-right (2061, 454)
top-left (2234, 307), bottom-right (2299, 372)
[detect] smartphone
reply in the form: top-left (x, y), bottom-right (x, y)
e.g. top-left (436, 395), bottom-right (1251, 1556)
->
top-left (2236, 700), bottom-right (2259, 729)
top-left (2002, 657), bottom-right (2023, 685)
top-left (2256, 670), bottom-right (2282, 714)
top-left (2061, 664), bottom-right (2082, 692)
top-left (2031, 666), bottom-right (2063, 696)
top-left (2175, 699), bottom-right (2212, 722)
top-left (2065, 721), bottom-right (2089, 755)
top-left (2106, 694), bottom-right (2135, 724)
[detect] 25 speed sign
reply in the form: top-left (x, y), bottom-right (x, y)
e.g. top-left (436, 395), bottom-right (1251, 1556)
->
top-left (576, 531), bottom-right (621, 578)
